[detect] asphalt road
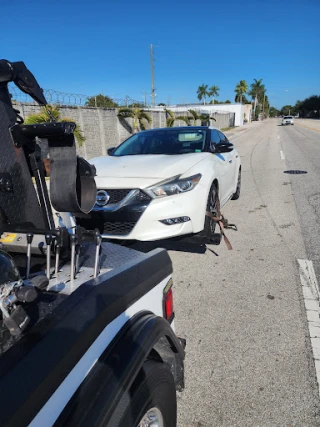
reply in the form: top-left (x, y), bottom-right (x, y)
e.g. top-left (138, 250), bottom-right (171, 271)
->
top-left (128, 119), bottom-right (320, 426)
top-left (171, 119), bottom-right (320, 426)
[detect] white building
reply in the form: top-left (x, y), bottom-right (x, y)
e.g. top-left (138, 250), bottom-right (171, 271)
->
top-left (168, 103), bottom-right (249, 127)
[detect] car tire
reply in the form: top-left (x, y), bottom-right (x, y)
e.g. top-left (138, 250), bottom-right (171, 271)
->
top-left (231, 168), bottom-right (241, 200)
top-left (203, 182), bottom-right (219, 242)
top-left (114, 360), bottom-right (177, 427)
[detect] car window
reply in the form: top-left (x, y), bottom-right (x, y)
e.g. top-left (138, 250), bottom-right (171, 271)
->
top-left (112, 129), bottom-right (207, 156)
top-left (283, 116), bottom-right (293, 119)
top-left (211, 130), bottom-right (220, 144)
top-left (217, 131), bottom-right (228, 143)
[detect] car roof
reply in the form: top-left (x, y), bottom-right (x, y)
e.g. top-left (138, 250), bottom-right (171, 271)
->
top-left (143, 126), bottom-right (219, 132)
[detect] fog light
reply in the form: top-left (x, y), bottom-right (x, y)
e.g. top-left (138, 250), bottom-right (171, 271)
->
top-left (160, 216), bottom-right (190, 225)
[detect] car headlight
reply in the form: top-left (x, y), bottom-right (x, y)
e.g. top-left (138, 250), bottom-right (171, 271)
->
top-left (148, 174), bottom-right (202, 197)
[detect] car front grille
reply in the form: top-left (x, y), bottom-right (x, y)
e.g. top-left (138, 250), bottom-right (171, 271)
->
top-left (105, 189), bottom-right (132, 204)
top-left (95, 189), bottom-right (151, 207)
top-left (102, 221), bottom-right (136, 235)
top-left (135, 191), bottom-right (152, 202)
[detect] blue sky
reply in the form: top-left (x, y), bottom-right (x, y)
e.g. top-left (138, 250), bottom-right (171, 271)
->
top-left (1, 0), bottom-right (319, 108)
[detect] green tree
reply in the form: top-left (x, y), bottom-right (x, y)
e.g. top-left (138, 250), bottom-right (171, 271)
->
top-left (269, 107), bottom-right (280, 117)
top-left (188, 109), bottom-right (215, 125)
top-left (197, 84), bottom-right (209, 105)
top-left (280, 105), bottom-right (294, 116)
top-left (255, 105), bottom-right (261, 120)
top-left (234, 94), bottom-right (249, 104)
top-left (24, 105), bottom-right (85, 147)
top-left (117, 107), bottom-right (152, 133)
top-left (248, 79), bottom-right (266, 104)
top-left (158, 103), bottom-right (166, 106)
top-left (188, 109), bottom-right (200, 125)
top-left (263, 95), bottom-right (270, 116)
top-left (234, 80), bottom-right (248, 103)
top-left (165, 109), bottom-right (190, 127)
top-left (86, 94), bottom-right (118, 108)
top-left (295, 95), bottom-right (320, 117)
top-left (225, 100), bottom-right (231, 104)
top-left (127, 102), bottom-right (145, 108)
top-left (209, 85), bottom-right (220, 105)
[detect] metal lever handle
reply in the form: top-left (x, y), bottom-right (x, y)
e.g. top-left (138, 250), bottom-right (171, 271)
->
top-left (70, 234), bottom-right (78, 287)
top-left (26, 232), bottom-right (34, 279)
top-left (93, 233), bottom-right (102, 279)
top-left (45, 234), bottom-right (52, 280)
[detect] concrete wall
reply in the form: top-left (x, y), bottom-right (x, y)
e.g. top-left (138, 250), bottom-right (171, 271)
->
top-left (243, 104), bottom-right (253, 123)
top-left (168, 110), bottom-right (234, 129)
top-left (14, 102), bottom-right (234, 160)
top-left (15, 102), bottom-right (161, 159)
top-left (169, 104), bottom-right (243, 127)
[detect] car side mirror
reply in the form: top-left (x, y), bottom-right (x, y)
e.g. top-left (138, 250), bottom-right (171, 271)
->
top-left (210, 143), bottom-right (234, 153)
top-left (107, 147), bottom-right (115, 155)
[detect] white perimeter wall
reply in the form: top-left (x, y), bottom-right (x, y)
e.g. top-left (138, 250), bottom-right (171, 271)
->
top-left (169, 104), bottom-right (245, 127)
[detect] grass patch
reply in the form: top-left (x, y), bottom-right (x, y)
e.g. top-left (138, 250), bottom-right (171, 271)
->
top-left (220, 126), bottom-right (235, 132)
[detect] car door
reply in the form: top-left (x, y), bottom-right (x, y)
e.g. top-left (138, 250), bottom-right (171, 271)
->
top-left (209, 130), bottom-right (231, 204)
top-left (217, 131), bottom-right (237, 200)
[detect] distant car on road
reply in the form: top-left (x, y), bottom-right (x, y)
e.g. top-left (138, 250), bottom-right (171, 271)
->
top-left (282, 116), bottom-right (294, 125)
top-left (79, 126), bottom-right (241, 242)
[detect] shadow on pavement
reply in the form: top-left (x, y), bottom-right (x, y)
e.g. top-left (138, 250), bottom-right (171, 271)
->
top-left (121, 237), bottom-right (209, 254)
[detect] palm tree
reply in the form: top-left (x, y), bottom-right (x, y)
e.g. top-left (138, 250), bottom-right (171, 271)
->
top-left (197, 84), bottom-right (209, 105)
top-left (234, 80), bottom-right (248, 104)
top-left (117, 107), bottom-right (152, 133)
top-left (165, 109), bottom-right (190, 127)
top-left (24, 105), bottom-right (85, 147)
top-left (188, 109), bottom-right (200, 125)
top-left (248, 79), bottom-right (266, 104)
top-left (188, 110), bottom-right (216, 126)
top-left (209, 85), bottom-right (220, 105)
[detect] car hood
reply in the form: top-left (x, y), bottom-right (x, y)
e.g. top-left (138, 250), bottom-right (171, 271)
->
top-left (90, 153), bottom-right (208, 180)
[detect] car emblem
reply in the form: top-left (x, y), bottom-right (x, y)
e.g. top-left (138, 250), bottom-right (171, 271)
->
top-left (96, 190), bottom-right (110, 207)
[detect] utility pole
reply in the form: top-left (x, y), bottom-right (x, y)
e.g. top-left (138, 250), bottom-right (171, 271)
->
top-left (150, 44), bottom-right (155, 107)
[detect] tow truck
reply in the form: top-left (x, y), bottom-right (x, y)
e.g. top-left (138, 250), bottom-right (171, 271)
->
top-left (0, 59), bottom-right (185, 427)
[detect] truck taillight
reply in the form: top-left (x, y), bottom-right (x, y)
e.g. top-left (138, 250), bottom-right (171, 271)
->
top-left (163, 278), bottom-right (174, 323)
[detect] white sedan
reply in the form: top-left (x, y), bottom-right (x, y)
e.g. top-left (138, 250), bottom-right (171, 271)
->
top-left (78, 126), bottom-right (241, 242)
top-left (282, 116), bottom-right (294, 125)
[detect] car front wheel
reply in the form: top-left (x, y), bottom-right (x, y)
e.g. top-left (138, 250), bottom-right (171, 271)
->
top-left (231, 168), bottom-right (241, 200)
top-left (203, 182), bottom-right (219, 243)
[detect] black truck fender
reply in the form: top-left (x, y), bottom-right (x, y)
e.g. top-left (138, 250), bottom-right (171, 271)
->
top-left (55, 311), bottom-right (185, 427)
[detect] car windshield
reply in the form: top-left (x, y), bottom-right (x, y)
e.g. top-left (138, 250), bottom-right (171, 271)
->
top-left (284, 116), bottom-right (293, 119)
top-left (112, 129), bottom-right (207, 156)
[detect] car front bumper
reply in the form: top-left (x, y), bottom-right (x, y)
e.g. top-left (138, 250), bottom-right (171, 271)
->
top-left (77, 185), bottom-right (208, 241)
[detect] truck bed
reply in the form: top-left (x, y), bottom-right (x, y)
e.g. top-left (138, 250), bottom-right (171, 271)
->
top-left (0, 242), bottom-right (172, 427)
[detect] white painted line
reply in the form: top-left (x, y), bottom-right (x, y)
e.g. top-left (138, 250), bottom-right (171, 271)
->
top-left (280, 150), bottom-right (285, 160)
top-left (298, 259), bottom-right (320, 300)
top-left (298, 259), bottom-right (320, 396)
top-left (278, 135), bottom-right (280, 139)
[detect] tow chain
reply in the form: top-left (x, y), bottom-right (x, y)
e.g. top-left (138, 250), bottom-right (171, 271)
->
top-left (205, 194), bottom-right (237, 250)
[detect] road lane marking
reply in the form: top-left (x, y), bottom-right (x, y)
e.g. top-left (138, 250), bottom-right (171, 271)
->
top-left (278, 135), bottom-right (280, 139)
top-left (298, 259), bottom-right (320, 396)
top-left (296, 123), bottom-right (320, 133)
top-left (280, 150), bottom-right (285, 160)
